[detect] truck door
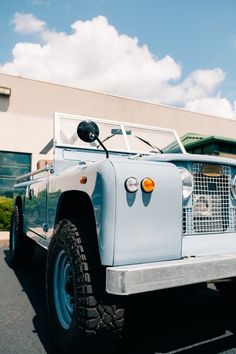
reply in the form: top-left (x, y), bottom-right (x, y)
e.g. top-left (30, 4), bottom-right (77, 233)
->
top-left (24, 175), bottom-right (49, 240)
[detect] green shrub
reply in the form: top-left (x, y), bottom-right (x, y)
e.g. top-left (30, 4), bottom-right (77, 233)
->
top-left (0, 196), bottom-right (13, 231)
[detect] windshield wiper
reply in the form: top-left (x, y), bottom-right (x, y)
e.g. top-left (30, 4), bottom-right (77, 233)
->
top-left (96, 133), bottom-right (163, 154)
top-left (96, 134), bottom-right (115, 149)
top-left (135, 136), bottom-right (163, 153)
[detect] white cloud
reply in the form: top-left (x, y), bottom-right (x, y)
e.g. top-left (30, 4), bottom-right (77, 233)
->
top-left (1, 14), bottom-right (236, 120)
top-left (158, 68), bottom-right (226, 106)
top-left (12, 12), bottom-right (46, 34)
top-left (184, 96), bottom-right (236, 119)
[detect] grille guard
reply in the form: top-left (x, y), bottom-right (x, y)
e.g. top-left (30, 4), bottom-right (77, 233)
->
top-left (183, 163), bottom-right (236, 235)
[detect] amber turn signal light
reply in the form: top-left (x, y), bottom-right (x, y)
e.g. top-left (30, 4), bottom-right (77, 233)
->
top-left (80, 176), bottom-right (87, 184)
top-left (141, 178), bottom-right (155, 192)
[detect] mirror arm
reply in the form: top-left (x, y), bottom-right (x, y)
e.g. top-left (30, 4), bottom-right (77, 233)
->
top-left (90, 132), bottom-right (109, 158)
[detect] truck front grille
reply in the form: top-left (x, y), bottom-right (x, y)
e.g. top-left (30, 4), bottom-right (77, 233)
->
top-left (183, 163), bottom-right (236, 236)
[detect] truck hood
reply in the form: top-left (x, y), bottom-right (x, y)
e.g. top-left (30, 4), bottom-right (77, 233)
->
top-left (141, 153), bottom-right (236, 166)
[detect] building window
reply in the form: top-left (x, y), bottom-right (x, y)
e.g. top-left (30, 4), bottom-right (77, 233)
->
top-left (0, 151), bottom-right (31, 198)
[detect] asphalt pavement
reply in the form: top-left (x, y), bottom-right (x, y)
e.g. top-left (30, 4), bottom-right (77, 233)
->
top-left (0, 245), bottom-right (57, 354)
top-left (1, 244), bottom-right (236, 354)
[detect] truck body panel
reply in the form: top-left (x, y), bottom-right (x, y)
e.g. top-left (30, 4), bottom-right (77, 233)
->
top-left (13, 112), bottom-right (236, 292)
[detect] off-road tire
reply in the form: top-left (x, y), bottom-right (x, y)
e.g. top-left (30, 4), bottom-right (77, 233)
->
top-left (46, 219), bottom-right (125, 354)
top-left (9, 205), bottom-right (35, 267)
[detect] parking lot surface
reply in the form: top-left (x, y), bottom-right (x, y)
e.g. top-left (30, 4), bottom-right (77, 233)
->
top-left (1, 245), bottom-right (236, 354)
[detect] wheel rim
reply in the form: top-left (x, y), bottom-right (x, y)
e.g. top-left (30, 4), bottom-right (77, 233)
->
top-left (53, 250), bottom-right (74, 329)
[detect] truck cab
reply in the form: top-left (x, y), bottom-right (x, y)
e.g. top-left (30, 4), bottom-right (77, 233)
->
top-left (10, 112), bottom-right (236, 354)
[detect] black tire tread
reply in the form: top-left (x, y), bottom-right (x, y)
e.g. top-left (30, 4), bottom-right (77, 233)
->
top-left (46, 219), bottom-right (125, 354)
top-left (9, 205), bottom-right (34, 267)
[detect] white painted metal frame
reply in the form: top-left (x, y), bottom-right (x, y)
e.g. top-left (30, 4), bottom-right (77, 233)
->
top-left (54, 112), bottom-right (187, 154)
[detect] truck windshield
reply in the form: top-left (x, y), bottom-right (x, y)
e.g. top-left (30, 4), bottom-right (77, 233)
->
top-left (55, 114), bottom-right (186, 154)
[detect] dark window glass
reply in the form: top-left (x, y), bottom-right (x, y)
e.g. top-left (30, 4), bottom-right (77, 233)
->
top-left (0, 152), bottom-right (30, 165)
top-left (0, 151), bottom-right (31, 197)
top-left (0, 166), bottom-right (30, 177)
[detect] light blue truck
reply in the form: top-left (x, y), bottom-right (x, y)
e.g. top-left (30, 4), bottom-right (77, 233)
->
top-left (10, 113), bottom-right (236, 353)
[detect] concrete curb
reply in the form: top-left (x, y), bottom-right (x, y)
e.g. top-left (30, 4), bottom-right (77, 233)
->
top-left (0, 231), bottom-right (9, 247)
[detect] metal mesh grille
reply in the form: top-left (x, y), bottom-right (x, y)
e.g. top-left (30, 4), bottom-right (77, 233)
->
top-left (183, 164), bottom-right (236, 236)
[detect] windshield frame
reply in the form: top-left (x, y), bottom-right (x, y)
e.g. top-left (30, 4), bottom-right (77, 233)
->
top-left (54, 112), bottom-right (187, 155)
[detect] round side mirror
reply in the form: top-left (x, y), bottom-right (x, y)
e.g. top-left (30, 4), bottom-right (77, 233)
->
top-left (77, 120), bottom-right (99, 143)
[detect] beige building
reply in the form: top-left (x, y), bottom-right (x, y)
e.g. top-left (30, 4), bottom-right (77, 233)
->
top-left (0, 72), bottom-right (236, 197)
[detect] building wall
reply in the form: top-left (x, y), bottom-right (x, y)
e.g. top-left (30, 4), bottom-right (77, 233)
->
top-left (1, 72), bottom-right (236, 140)
top-left (1, 72), bottom-right (236, 187)
top-left (0, 111), bottom-right (53, 169)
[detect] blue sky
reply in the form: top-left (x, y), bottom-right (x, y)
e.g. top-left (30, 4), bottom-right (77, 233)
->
top-left (1, 0), bottom-right (236, 119)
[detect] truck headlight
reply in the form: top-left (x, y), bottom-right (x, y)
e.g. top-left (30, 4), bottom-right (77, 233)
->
top-left (178, 167), bottom-right (193, 200)
top-left (231, 174), bottom-right (236, 199)
top-left (125, 177), bottom-right (139, 193)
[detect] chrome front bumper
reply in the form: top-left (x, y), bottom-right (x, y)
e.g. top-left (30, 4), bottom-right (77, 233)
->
top-left (106, 253), bottom-right (236, 295)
